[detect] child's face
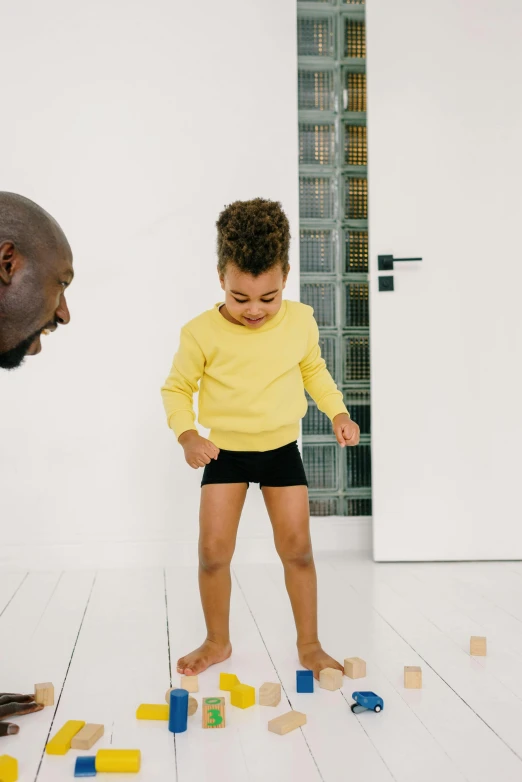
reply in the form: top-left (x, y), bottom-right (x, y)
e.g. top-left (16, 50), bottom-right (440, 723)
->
top-left (219, 263), bottom-right (288, 329)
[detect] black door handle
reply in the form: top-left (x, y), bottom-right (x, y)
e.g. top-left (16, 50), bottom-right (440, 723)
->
top-left (378, 254), bottom-right (423, 271)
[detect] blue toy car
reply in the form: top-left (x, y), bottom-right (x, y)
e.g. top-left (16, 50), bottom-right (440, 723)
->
top-left (351, 691), bottom-right (384, 714)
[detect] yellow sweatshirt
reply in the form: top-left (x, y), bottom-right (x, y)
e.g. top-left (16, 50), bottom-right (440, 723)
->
top-left (161, 300), bottom-right (349, 452)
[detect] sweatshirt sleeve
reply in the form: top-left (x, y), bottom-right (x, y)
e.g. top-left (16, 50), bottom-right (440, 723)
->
top-left (161, 326), bottom-right (205, 439)
top-left (299, 311), bottom-right (350, 421)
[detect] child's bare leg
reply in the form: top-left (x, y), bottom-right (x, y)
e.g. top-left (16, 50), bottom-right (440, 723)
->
top-left (177, 483), bottom-right (247, 676)
top-left (262, 485), bottom-right (343, 680)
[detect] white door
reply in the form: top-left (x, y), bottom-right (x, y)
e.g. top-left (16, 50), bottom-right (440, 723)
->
top-left (368, 0), bottom-right (522, 560)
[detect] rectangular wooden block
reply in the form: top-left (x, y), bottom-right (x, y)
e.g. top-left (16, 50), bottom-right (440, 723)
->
top-left (95, 749), bottom-right (141, 773)
top-left (319, 667), bottom-right (343, 691)
top-left (136, 704), bottom-right (169, 720)
top-left (202, 697), bottom-right (226, 729)
top-left (0, 754), bottom-right (18, 782)
top-left (404, 666), bottom-right (422, 689)
top-left (470, 636), bottom-right (487, 656)
top-left (344, 657), bottom-right (366, 679)
top-left (259, 682), bottom-right (281, 707)
top-left (71, 723), bottom-right (104, 750)
top-left (46, 720), bottom-right (85, 755)
top-left (35, 682), bottom-right (54, 707)
top-left (180, 675), bottom-right (199, 693)
top-left (268, 710), bottom-right (307, 736)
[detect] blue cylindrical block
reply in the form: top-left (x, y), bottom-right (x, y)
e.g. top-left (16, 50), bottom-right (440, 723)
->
top-left (169, 688), bottom-right (188, 733)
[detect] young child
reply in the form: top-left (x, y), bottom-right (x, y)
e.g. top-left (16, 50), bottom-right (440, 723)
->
top-left (161, 198), bottom-right (360, 679)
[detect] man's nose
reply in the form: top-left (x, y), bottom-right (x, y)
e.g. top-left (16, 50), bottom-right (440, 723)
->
top-left (56, 295), bottom-right (71, 326)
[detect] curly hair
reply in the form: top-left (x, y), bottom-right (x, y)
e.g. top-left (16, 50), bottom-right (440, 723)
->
top-left (216, 198), bottom-right (290, 277)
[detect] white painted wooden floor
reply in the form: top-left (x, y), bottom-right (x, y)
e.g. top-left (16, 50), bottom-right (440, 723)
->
top-left (2, 555), bottom-right (522, 781)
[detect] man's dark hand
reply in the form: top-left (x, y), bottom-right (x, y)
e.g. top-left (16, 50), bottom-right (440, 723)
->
top-left (0, 694), bottom-right (44, 735)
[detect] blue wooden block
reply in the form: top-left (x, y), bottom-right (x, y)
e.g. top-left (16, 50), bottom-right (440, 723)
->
top-left (296, 670), bottom-right (314, 693)
top-left (169, 688), bottom-right (188, 733)
top-left (74, 755), bottom-right (97, 777)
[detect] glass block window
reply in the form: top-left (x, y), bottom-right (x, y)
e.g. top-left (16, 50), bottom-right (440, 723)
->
top-left (298, 0), bottom-right (371, 518)
top-left (299, 123), bottom-right (335, 166)
top-left (344, 19), bottom-right (366, 58)
top-left (298, 69), bottom-right (335, 111)
top-left (300, 229), bottom-right (335, 274)
top-left (344, 230), bottom-right (368, 273)
top-left (298, 16), bottom-right (335, 58)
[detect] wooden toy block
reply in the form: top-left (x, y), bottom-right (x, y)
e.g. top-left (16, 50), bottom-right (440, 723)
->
top-left (319, 667), bottom-right (343, 691)
top-left (169, 689), bottom-right (188, 733)
top-left (404, 666), bottom-right (422, 689)
top-left (230, 683), bottom-right (256, 709)
top-left (470, 636), bottom-right (487, 656)
top-left (74, 755), bottom-right (97, 777)
top-left (71, 723), bottom-right (104, 750)
top-left (259, 682), bottom-right (281, 707)
top-left (46, 720), bottom-right (85, 755)
top-left (136, 704), bottom-right (169, 720)
top-left (95, 749), bottom-right (141, 773)
top-left (296, 670), bottom-right (314, 693)
top-left (188, 696), bottom-right (198, 716)
top-left (219, 672), bottom-right (240, 691)
top-left (344, 657), bottom-right (366, 679)
top-left (180, 675), bottom-right (199, 693)
top-left (34, 682), bottom-right (54, 707)
top-left (268, 711), bottom-right (307, 736)
top-left (0, 754), bottom-right (18, 782)
top-left (202, 697), bottom-right (226, 729)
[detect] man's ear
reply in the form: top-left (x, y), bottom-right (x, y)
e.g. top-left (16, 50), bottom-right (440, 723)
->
top-left (0, 242), bottom-right (21, 285)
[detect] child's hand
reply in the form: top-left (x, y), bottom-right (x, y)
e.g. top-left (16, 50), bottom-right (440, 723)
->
top-left (332, 413), bottom-right (360, 447)
top-left (178, 430), bottom-right (220, 469)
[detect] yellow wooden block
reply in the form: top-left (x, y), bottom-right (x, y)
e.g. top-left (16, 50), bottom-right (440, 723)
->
top-left (268, 711), bottom-right (306, 736)
top-left (219, 672), bottom-right (240, 691)
top-left (136, 704), bottom-right (169, 720)
top-left (202, 697), bottom-right (226, 729)
top-left (344, 657), bottom-right (366, 679)
top-left (230, 683), bottom-right (255, 709)
top-left (259, 682), bottom-right (281, 707)
top-left (46, 720), bottom-right (85, 755)
top-left (404, 666), bottom-right (422, 689)
top-left (95, 749), bottom-right (141, 773)
top-left (470, 636), bottom-right (487, 656)
top-left (71, 723), bottom-right (104, 750)
top-left (34, 682), bottom-right (54, 707)
top-left (180, 675), bottom-right (199, 693)
top-left (0, 754), bottom-right (18, 782)
top-left (319, 667), bottom-right (343, 691)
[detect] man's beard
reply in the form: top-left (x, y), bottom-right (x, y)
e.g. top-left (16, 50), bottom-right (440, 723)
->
top-left (0, 325), bottom-right (50, 370)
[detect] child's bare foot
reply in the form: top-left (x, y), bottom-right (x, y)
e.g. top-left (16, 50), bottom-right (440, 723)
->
top-left (177, 639), bottom-right (232, 676)
top-left (298, 641), bottom-right (344, 680)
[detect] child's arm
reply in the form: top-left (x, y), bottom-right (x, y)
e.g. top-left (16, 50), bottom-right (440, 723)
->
top-left (161, 327), bottom-right (220, 467)
top-left (299, 315), bottom-right (360, 447)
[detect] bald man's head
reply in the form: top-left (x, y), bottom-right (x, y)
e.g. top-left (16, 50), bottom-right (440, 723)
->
top-left (0, 192), bottom-right (73, 369)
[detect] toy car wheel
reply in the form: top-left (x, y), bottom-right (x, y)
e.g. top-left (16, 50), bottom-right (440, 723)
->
top-left (374, 705), bottom-right (382, 713)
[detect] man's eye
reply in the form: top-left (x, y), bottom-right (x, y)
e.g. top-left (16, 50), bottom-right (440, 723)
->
top-left (261, 298), bottom-right (275, 303)
top-left (60, 282), bottom-right (68, 289)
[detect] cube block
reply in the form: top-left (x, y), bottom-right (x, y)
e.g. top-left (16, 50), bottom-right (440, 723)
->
top-left (319, 667), bottom-right (343, 691)
top-left (404, 666), bottom-right (422, 689)
top-left (259, 682), bottom-right (281, 707)
top-left (74, 756), bottom-right (97, 777)
top-left (296, 670), bottom-right (314, 693)
top-left (470, 636), bottom-right (487, 656)
top-left (202, 697), bottom-right (226, 729)
top-left (180, 675), bottom-right (199, 693)
top-left (35, 682), bottom-right (54, 707)
top-left (0, 754), bottom-right (18, 782)
top-left (344, 657), bottom-right (366, 679)
top-left (230, 683), bottom-right (256, 709)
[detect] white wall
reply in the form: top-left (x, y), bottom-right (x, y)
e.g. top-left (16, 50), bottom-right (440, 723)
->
top-left (0, 0), bottom-right (307, 568)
